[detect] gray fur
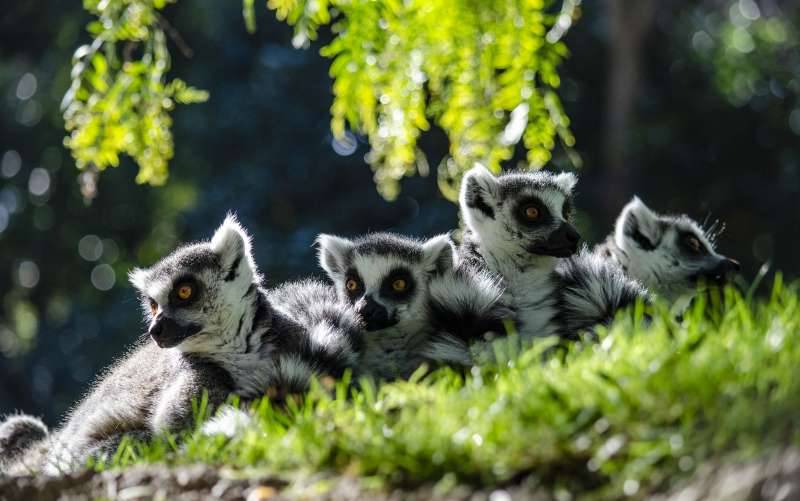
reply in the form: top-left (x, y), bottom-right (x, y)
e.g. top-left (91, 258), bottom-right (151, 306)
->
top-left (2, 216), bottom-right (363, 475)
top-left (595, 197), bottom-right (740, 304)
top-left (317, 232), bottom-right (509, 378)
top-left (458, 164), bottom-right (647, 339)
top-left (555, 247), bottom-right (648, 336)
top-left (0, 414), bottom-right (48, 471)
top-left (458, 164), bottom-right (578, 338)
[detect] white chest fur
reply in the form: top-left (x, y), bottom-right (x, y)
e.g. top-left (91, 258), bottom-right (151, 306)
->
top-left (483, 250), bottom-right (560, 339)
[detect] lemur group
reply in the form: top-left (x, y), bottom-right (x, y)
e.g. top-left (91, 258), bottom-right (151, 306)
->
top-left (0, 165), bottom-right (740, 475)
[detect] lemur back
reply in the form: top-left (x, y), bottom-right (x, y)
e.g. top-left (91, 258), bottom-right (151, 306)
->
top-left (595, 196), bottom-right (740, 305)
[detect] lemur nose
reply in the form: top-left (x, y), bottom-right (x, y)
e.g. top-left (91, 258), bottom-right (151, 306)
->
top-left (726, 258), bottom-right (742, 272)
top-left (564, 224), bottom-right (581, 244)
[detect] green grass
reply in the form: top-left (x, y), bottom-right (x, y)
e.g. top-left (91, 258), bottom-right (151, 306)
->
top-left (105, 278), bottom-right (800, 498)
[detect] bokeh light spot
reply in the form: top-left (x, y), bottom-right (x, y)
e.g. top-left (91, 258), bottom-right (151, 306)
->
top-left (28, 168), bottom-right (50, 196)
top-left (1, 150), bottom-right (22, 178)
top-left (91, 264), bottom-right (116, 291)
top-left (16, 73), bottom-right (37, 100)
top-left (738, 0), bottom-right (760, 21)
top-left (78, 235), bottom-right (104, 261)
top-left (331, 131), bottom-right (358, 156)
top-left (0, 187), bottom-right (22, 214)
top-left (18, 260), bottom-right (40, 288)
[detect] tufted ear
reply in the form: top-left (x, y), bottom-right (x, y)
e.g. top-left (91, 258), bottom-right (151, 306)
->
top-left (459, 163), bottom-right (500, 223)
top-left (615, 196), bottom-right (663, 251)
top-left (128, 267), bottom-right (148, 292)
top-left (210, 213), bottom-right (257, 283)
top-left (315, 234), bottom-right (354, 279)
top-left (553, 172), bottom-right (578, 194)
top-left (422, 234), bottom-right (456, 275)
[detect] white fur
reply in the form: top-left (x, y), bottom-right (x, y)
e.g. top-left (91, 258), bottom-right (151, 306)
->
top-left (200, 407), bottom-right (254, 438)
top-left (420, 334), bottom-right (472, 366)
top-left (422, 234), bottom-right (456, 272)
top-left (606, 196), bottom-right (730, 303)
top-left (316, 234), bottom-right (354, 277)
top-left (458, 165), bottom-right (577, 338)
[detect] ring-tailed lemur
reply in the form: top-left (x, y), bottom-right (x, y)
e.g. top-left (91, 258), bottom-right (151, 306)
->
top-left (458, 164), bottom-right (647, 339)
top-left (316, 232), bottom-right (510, 378)
top-left (595, 196), bottom-right (740, 305)
top-left (1, 215), bottom-right (363, 475)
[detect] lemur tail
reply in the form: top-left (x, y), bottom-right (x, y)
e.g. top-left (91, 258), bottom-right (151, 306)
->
top-left (0, 413), bottom-right (49, 462)
top-left (423, 265), bottom-right (513, 366)
top-left (557, 248), bottom-right (649, 337)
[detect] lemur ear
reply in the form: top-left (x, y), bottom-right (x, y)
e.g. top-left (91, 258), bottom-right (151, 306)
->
top-left (553, 172), bottom-right (578, 194)
top-left (316, 234), bottom-right (354, 278)
top-left (459, 163), bottom-right (499, 221)
top-left (211, 213), bottom-right (257, 282)
top-left (616, 196), bottom-right (662, 251)
top-left (422, 234), bottom-right (456, 274)
top-left (128, 268), bottom-right (148, 292)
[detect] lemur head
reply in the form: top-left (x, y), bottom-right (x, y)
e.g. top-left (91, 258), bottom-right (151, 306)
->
top-left (610, 197), bottom-right (740, 301)
top-left (129, 214), bottom-right (262, 353)
top-left (460, 164), bottom-right (581, 266)
top-left (316, 232), bottom-right (455, 332)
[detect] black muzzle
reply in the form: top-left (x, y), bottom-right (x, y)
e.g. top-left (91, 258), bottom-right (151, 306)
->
top-left (149, 314), bottom-right (202, 348)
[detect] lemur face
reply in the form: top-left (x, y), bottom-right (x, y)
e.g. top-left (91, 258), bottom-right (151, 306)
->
top-left (317, 233), bottom-right (454, 332)
top-left (460, 164), bottom-right (581, 261)
top-left (613, 197), bottom-right (740, 301)
top-left (129, 215), bottom-right (261, 352)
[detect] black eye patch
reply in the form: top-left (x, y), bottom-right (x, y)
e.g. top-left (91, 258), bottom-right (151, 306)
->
top-left (562, 199), bottom-right (573, 220)
top-left (169, 276), bottom-right (201, 307)
top-left (679, 232), bottom-right (709, 256)
top-left (343, 269), bottom-right (364, 303)
top-left (513, 197), bottom-right (552, 227)
top-left (380, 268), bottom-right (415, 301)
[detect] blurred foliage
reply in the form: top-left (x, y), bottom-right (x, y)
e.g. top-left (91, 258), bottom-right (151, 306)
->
top-left (63, 0), bottom-right (208, 185)
top-left (686, 0), bottom-right (800, 108)
top-left (67, 0), bottom-right (578, 199)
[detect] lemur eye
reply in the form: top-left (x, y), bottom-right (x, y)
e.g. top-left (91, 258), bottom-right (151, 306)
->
top-left (345, 279), bottom-right (360, 292)
top-left (149, 299), bottom-right (158, 316)
top-left (686, 236), bottom-right (702, 254)
top-left (524, 206), bottom-right (540, 220)
top-left (176, 284), bottom-right (193, 301)
top-left (392, 279), bottom-right (407, 292)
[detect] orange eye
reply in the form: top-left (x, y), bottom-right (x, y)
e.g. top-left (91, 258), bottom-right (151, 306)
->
top-left (524, 206), bottom-right (540, 220)
top-left (149, 299), bottom-right (158, 316)
top-left (345, 279), bottom-right (360, 292)
top-left (392, 279), bottom-right (407, 292)
top-left (177, 284), bottom-right (193, 300)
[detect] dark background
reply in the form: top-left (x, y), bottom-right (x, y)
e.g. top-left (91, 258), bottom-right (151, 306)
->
top-left (1, 1), bottom-right (798, 422)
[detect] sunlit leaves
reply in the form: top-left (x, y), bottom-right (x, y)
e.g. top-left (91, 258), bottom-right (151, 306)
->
top-left (279, 0), bottom-right (576, 200)
top-left (64, 0), bottom-right (208, 186)
top-left (68, 0), bottom-right (575, 196)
